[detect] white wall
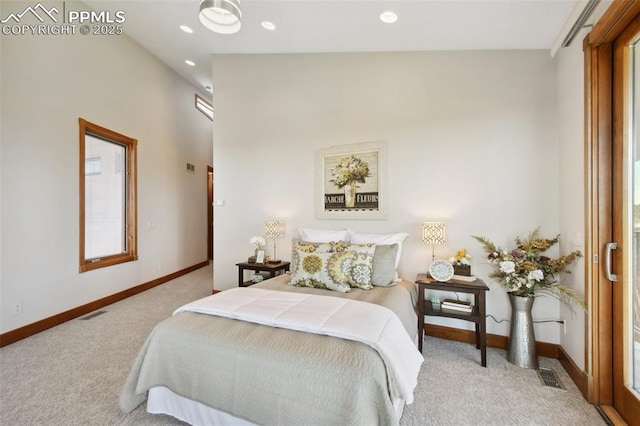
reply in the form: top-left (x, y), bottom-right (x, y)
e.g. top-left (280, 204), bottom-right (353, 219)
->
top-left (211, 50), bottom-right (570, 343)
top-left (555, 27), bottom-right (592, 371)
top-left (0, 1), bottom-right (213, 334)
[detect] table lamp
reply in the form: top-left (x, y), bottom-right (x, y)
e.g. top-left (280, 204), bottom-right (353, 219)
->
top-left (264, 220), bottom-right (285, 263)
top-left (422, 221), bottom-right (446, 261)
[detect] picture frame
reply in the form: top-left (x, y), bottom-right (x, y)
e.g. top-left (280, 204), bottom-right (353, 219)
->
top-left (255, 250), bottom-right (265, 264)
top-left (315, 141), bottom-right (388, 220)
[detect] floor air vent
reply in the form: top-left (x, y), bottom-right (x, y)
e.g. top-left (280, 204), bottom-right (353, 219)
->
top-left (79, 310), bottom-right (106, 320)
top-left (537, 367), bottom-right (565, 390)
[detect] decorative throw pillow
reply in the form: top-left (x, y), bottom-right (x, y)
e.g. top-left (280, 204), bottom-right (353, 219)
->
top-left (292, 239), bottom-right (333, 253)
top-left (371, 244), bottom-right (399, 287)
top-left (329, 241), bottom-right (351, 253)
top-left (291, 239), bottom-right (333, 270)
top-left (350, 232), bottom-right (409, 281)
top-left (326, 251), bottom-right (355, 287)
top-left (289, 249), bottom-right (351, 293)
top-left (341, 243), bottom-right (376, 290)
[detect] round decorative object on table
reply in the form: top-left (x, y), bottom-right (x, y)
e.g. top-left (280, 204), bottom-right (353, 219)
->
top-left (507, 293), bottom-right (538, 369)
top-left (429, 260), bottom-right (454, 282)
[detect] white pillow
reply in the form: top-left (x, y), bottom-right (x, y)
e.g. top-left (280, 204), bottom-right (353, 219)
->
top-left (298, 227), bottom-right (351, 243)
top-left (349, 232), bottom-right (408, 270)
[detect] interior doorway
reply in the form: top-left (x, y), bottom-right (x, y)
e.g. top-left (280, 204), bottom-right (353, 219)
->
top-left (207, 166), bottom-right (213, 260)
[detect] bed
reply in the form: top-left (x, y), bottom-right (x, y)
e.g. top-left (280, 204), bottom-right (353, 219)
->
top-left (120, 236), bottom-right (422, 425)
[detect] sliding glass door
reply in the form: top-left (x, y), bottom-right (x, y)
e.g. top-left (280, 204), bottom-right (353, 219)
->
top-left (612, 13), bottom-right (640, 421)
top-left (587, 4), bottom-right (640, 423)
top-left (633, 35), bottom-right (640, 401)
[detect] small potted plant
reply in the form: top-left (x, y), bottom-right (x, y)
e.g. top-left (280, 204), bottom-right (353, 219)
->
top-left (430, 296), bottom-right (441, 309)
top-left (449, 249), bottom-right (472, 276)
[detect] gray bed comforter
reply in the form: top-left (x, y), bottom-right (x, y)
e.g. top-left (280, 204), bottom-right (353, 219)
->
top-left (119, 274), bottom-right (419, 426)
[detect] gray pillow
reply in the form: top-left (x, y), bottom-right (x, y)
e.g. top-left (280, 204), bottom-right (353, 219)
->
top-left (372, 244), bottom-right (399, 287)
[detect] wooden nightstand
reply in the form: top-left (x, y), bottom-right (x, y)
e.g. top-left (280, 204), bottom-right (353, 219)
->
top-left (236, 261), bottom-right (290, 287)
top-left (416, 273), bottom-right (490, 367)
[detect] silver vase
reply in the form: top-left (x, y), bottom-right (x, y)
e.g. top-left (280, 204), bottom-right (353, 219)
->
top-left (507, 293), bottom-right (539, 369)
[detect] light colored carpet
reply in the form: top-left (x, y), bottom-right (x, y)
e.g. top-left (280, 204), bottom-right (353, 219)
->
top-left (403, 338), bottom-right (604, 425)
top-left (0, 264), bottom-right (606, 425)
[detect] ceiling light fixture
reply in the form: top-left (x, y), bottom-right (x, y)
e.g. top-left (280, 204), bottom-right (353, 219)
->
top-left (185, 60), bottom-right (195, 66)
top-left (380, 11), bottom-right (398, 24)
top-left (179, 25), bottom-right (193, 34)
top-left (205, 86), bottom-right (212, 93)
top-left (199, 0), bottom-right (242, 34)
top-left (261, 21), bottom-right (276, 31)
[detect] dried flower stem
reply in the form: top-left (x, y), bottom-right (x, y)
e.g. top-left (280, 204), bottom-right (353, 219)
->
top-left (472, 228), bottom-right (585, 309)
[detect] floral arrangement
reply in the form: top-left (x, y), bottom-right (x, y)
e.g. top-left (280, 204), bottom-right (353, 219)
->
top-left (249, 235), bottom-right (266, 250)
top-left (329, 155), bottom-right (371, 189)
top-left (472, 228), bottom-right (585, 307)
top-left (449, 249), bottom-right (471, 266)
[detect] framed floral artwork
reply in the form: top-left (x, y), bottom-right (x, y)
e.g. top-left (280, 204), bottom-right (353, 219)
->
top-left (315, 141), bottom-right (387, 220)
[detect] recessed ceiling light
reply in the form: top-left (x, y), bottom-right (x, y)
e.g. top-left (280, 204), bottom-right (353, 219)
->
top-left (380, 11), bottom-right (398, 24)
top-left (261, 21), bottom-right (276, 31)
top-left (205, 86), bottom-right (212, 93)
top-left (180, 25), bottom-right (194, 33)
top-left (185, 60), bottom-right (195, 66)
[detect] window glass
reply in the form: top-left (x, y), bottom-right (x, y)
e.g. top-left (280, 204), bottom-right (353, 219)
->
top-left (79, 119), bottom-right (137, 272)
top-left (195, 94), bottom-right (213, 121)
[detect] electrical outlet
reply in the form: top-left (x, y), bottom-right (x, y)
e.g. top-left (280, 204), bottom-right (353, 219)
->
top-left (12, 300), bottom-right (23, 315)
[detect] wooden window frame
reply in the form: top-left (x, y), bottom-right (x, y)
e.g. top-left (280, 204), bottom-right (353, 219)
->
top-left (79, 118), bottom-right (138, 273)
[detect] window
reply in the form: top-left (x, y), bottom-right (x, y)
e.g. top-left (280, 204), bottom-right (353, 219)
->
top-left (79, 118), bottom-right (137, 272)
top-left (195, 94), bottom-right (213, 121)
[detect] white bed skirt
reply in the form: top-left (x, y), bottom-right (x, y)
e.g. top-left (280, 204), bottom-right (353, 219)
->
top-left (147, 386), bottom-right (406, 425)
top-left (148, 387), bottom-right (256, 425)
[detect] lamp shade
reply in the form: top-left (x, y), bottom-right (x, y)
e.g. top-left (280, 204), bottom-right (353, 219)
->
top-left (264, 220), bottom-right (285, 238)
top-left (422, 222), bottom-right (446, 245)
top-left (199, 0), bottom-right (242, 34)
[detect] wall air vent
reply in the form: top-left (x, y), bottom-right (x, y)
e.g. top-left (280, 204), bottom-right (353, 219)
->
top-left (186, 163), bottom-right (195, 173)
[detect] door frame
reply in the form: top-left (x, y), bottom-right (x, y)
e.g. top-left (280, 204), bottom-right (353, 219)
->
top-left (585, 1), bottom-right (640, 422)
top-left (207, 166), bottom-right (213, 261)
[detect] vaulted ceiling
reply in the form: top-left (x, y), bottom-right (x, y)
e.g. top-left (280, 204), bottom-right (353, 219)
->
top-left (85, 0), bottom-right (583, 94)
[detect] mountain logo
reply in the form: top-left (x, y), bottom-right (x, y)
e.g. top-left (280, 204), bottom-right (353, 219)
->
top-left (1, 3), bottom-right (60, 24)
